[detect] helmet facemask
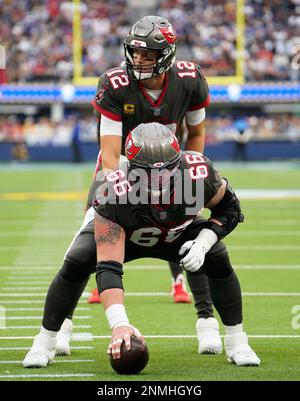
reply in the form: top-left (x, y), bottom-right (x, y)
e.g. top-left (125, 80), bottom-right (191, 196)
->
top-left (123, 16), bottom-right (177, 80)
top-left (125, 122), bottom-right (181, 204)
top-left (124, 44), bottom-right (176, 80)
top-left (129, 160), bottom-right (181, 204)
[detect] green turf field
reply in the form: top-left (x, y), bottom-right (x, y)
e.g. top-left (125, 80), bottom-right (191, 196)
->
top-left (0, 162), bottom-right (299, 381)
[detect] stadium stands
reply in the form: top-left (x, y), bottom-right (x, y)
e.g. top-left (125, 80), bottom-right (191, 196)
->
top-left (0, 0), bottom-right (299, 161)
top-left (1, 0), bottom-right (299, 83)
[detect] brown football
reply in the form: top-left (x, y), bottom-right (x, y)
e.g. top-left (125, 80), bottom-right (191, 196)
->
top-left (109, 335), bottom-right (149, 375)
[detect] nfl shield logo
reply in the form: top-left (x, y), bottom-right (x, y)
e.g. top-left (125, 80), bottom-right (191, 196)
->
top-left (159, 211), bottom-right (167, 220)
top-left (154, 108), bottom-right (161, 116)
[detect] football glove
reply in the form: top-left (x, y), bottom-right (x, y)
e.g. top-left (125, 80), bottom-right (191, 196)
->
top-left (179, 228), bottom-right (218, 272)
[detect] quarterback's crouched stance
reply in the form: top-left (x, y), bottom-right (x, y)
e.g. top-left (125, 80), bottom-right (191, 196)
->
top-left (23, 123), bottom-right (260, 368)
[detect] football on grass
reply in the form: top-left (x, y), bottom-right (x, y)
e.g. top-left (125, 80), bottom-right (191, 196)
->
top-left (109, 335), bottom-right (149, 375)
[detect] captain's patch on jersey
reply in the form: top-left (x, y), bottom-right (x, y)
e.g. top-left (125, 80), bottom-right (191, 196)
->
top-left (124, 104), bottom-right (135, 114)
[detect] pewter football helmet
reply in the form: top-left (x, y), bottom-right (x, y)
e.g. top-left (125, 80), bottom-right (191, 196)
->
top-left (125, 123), bottom-right (181, 201)
top-left (124, 15), bottom-right (177, 80)
top-left (125, 122), bottom-right (180, 169)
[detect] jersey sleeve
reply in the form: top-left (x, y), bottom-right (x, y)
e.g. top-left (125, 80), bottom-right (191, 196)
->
top-left (91, 71), bottom-right (123, 121)
top-left (203, 156), bottom-right (223, 204)
top-left (182, 151), bottom-right (222, 206)
top-left (188, 64), bottom-right (210, 111)
top-left (92, 180), bottom-right (121, 225)
top-left (92, 162), bottom-right (130, 227)
top-left (94, 199), bottom-right (120, 224)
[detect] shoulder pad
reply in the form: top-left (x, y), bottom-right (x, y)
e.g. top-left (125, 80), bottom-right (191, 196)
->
top-left (173, 61), bottom-right (205, 86)
top-left (100, 66), bottom-right (128, 91)
top-left (181, 151), bottom-right (213, 168)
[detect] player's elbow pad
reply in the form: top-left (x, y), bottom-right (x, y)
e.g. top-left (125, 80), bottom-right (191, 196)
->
top-left (205, 183), bottom-right (244, 240)
top-left (96, 261), bottom-right (124, 293)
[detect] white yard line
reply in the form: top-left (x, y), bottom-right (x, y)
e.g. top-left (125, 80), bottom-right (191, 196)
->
top-left (1, 334), bottom-right (299, 340)
top-left (0, 346), bottom-right (94, 351)
top-left (2, 264), bottom-right (300, 272)
top-left (233, 265), bottom-right (300, 270)
top-left (0, 373), bottom-right (96, 379)
top-left (0, 334), bottom-right (94, 341)
top-left (236, 189), bottom-right (300, 199)
top-left (6, 276), bottom-right (52, 279)
top-left (2, 229), bottom-right (300, 237)
top-left (2, 245), bottom-right (300, 251)
top-left (246, 220), bottom-right (299, 225)
top-left (7, 275), bottom-right (55, 278)
top-left (243, 292), bottom-right (300, 296)
top-left (3, 308), bottom-right (90, 311)
top-left (0, 300), bottom-right (86, 304)
top-left (0, 246), bottom-right (69, 250)
top-left (0, 232), bottom-right (77, 237)
top-left (0, 359), bottom-right (95, 364)
top-left (1, 287), bottom-right (58, 291)
top-left (72, 333), bottom-right (94, 342)
top-left (0, 293), bottom-right (50, 297)
top-left (0, 316), bottom-right (91, 320)
top-left (0, 325), bottom-right (91, 329)
top-left (228, 245), bottom-right (300, 251)
top-left (124, 264), bottom-right (300, 271)
top-left (5, 282), bottom-right (52, 285)
top-left (231, 231), bottom-right (300, 236)
top-left (71, 334), bottom-right (300, 339)
top-left (6, 265), bottom-right (54, 268)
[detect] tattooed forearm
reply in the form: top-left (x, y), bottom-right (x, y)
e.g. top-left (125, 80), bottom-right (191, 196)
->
top-left (94, 213), bottom-right (121, 245)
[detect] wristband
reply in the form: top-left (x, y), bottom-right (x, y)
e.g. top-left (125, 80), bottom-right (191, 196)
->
top-left (195, 228), bottom-right (218, 252)
top-left (105, 304), bottom-right (129, 329)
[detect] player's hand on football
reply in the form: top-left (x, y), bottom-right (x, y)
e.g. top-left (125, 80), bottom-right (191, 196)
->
top-left (108, 324), bottom-right (143, 359)
top-left (179, 240), bottom-right (206, 272)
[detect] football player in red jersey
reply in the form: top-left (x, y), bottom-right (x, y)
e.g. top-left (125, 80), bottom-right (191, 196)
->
top-left (22, 16), bottom-right (223, 366)
top-left (92, 123), bottom-right (260, 366)
top-left (88, 16), bottom-right (209, 301)
top-left (87, 16), bottom-right (219, 351)
top-left (23, 123), bottom-right (260, 368)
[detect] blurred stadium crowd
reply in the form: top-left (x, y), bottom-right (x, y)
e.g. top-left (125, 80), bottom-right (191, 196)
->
top-left (1, 114), bottom-right (299, 147)
top-left (0, 0), bottom-right (299, 159)
top-left (1, 0), bottom-right (299, 82)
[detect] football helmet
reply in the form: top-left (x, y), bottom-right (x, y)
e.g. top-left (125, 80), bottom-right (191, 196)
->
top-left (125, 123), bottom-right (181, 201)
top-left (125, 122), bottom-right (180, 169)
top-left (124, 15), bottom-right (177, 80)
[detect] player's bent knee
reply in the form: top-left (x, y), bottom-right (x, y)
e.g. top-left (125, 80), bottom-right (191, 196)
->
top-left (60, 260), bottom-right (91, 283)
top-left (65, 231), bottom-right (96, 268)
top-left (204, 251), bottom-right (234, 280)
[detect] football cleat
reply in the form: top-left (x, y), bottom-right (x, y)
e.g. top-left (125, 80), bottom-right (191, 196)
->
top-left (56, 318), bottom-right (73, 356)
top-left (22, 333), bottom-right (56, 368)
top-left (87, 288), bottom-right (101, 304)
top-left (196, 317), bottom-right (223, 355)
top-left (172, 274), bottom-right (192, 303)
top-left (224, 332), bottom-right (260, 366)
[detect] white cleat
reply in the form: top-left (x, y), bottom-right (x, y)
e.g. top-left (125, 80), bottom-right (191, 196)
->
top-left (22, 333), bottom-right (56, 368)
top-left (196, 317), bottom-right (223, 355)
top-left (225, 332), bottom-right (260, 366)
top-left (56, 318), bottom-right (73, 356)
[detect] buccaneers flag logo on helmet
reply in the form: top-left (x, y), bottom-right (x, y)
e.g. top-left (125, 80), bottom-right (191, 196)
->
top-left (158, 26), bottom-right (177, 44)
top-left (125, 132), bottom-right (142, 161)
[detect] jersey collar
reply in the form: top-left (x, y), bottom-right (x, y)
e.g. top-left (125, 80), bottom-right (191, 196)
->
top-left (137, 72), bottom-right (169, 107)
